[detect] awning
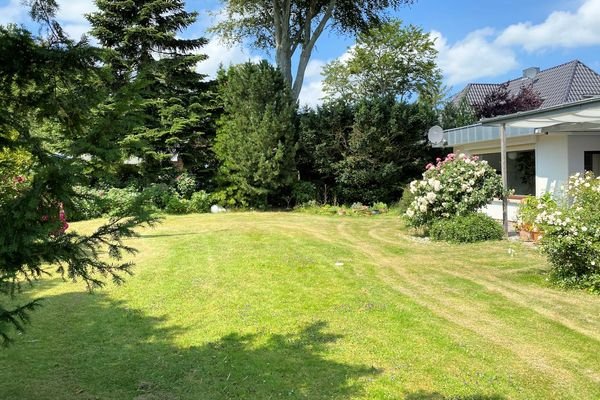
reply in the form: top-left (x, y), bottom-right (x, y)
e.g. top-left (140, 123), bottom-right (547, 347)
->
top-left (440, 97), bottom-right (600, 147)
top-left (480, 97), bottom-right (600, 129)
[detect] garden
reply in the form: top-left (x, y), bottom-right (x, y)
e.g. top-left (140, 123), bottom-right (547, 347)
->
top-left (2, 1), bottom-right (600, 399)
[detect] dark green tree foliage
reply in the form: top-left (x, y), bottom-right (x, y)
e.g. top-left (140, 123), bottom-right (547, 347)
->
top-left (299, 99), bottom-right (437, 204)
top-left (297, 102), bottom-right (354, 203)
top-left (0, 22), bottom-right (157, 345)
top-left (440, 97), bottom-right (477, 130)
top-left (87, 0), bottom-right (215, 185)
top-left (215, 61), bottom-right (298, 207)
top-left (340, 99), bottom-right (437, 203)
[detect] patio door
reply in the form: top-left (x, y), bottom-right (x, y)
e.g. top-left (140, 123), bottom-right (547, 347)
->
top-left (584, 151), bottom-right (600, 176)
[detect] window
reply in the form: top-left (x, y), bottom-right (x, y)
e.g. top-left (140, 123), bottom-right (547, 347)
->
top-left (584, 151), bottom-right (600, 176)
top-left (477, 150), bottom-right (536, 196)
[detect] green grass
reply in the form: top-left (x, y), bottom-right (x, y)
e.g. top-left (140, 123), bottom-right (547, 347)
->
top-left (1, 213), bottom-right (599, 400)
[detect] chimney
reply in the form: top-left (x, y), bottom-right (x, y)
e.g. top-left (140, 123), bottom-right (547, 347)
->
top-left (523, 67), bottom-right (540, 79)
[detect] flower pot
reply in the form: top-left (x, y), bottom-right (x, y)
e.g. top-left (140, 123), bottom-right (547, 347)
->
top-left (519, 229), bottom-right (533, 242)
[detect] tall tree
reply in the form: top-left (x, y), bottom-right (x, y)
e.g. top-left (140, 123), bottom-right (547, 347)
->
top-left (211, 0), bottom-right (415, 100)
top-left (88, 0), bottom-right (214, 184)
top-left (214, 61), bottom-right (297, 207)
top-left (322, 20), bottom-right (440, 103)
top-left (0, 14), bottom-right (156, 344)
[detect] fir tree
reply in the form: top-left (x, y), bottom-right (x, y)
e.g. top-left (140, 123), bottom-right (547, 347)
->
top-left (214, 61), bottom-right (298, 207)
top-left (0, 14), bottom-right (157, 344)
top-left (87, 0), bottom-right (214, 185)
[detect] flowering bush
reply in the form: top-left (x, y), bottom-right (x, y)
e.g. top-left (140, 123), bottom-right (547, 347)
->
top-left (405, 153), bottom-right (503, 227)
top-left (175, 172), bottom-right (197, 199)
top-left (535, 172), bottom-right (600, 292)
top-left (515, 193), bottom-right (555, 233)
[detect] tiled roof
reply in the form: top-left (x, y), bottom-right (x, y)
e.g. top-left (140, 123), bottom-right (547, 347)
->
top-left (453, 60), bottom-right (600, 109)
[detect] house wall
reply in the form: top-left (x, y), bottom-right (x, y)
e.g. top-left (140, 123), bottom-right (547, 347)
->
top-left (480, 199), bottom-right (521, 221)
top-left (455, 137), bottom-right (536, 222)
top-left (452, 133), bottom-right (600, 221)
top-left (567, 134), bottom-right (600, 174)
top-left (534, 135), bottom-right (569, 196)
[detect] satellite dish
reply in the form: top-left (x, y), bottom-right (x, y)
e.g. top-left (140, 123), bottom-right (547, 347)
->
top-left (428, 125), bottom-right (444, 145)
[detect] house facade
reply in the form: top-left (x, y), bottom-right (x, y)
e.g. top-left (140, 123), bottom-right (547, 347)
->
top-left (439, 61), bottom-right (600, 221)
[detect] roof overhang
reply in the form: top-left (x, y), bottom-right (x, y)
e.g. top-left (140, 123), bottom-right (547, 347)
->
top-left (439, 97), bottom-right (600, 147)
top-left (480, 97), bottom-right (600, 129)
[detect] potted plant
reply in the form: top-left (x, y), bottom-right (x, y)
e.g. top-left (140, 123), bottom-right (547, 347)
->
top-left (516, 194), bottom-right (555, 242)
top-left (516, 196), bottom-right (539, 242)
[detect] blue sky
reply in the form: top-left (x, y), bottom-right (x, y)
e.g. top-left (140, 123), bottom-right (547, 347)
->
top-left (3, 0), bottom-right (600, 106)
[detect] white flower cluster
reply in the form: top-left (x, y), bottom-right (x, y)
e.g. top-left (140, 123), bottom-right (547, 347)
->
top-left (405, 153), bottom-right (502, 227)
top-left (535, 171), bottom-right (600, 276)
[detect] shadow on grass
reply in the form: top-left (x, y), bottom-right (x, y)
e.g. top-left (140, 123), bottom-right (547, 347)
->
top-left (1, 291), bottom-right (379, 399)
top-left (405, 391), bottom-right (506, 400)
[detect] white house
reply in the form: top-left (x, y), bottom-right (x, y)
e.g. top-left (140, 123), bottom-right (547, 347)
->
top-left (437, 61), bottom-right (600, 221)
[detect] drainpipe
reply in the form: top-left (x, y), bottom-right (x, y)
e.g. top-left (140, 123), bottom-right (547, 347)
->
top-left (500, 123), bottom-right (508, 235)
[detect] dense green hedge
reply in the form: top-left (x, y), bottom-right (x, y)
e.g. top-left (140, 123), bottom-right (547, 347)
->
top-left (429, 213), bottom-right (504, 243)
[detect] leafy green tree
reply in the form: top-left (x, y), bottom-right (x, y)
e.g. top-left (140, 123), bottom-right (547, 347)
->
top-left (440, 97), bottom-right (477, 129)
top-left (214, 61), bottom-right (298, 207)
top-left (322, 20), bottom-right (441, 103)
top-left (211, 0), bottom-right (415, 100)
top-left (0, 18), bottom-right (156, 345)
top-left (87, 0), bottom-right (215, 185)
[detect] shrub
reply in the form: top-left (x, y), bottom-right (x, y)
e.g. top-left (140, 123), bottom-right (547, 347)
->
top-left (405, 153), bottom-right (503, 228)
top-left (536, 172), bottom-right (600, 293)
top-left (371, 202), bottom-right (388, 213)
top-left (143, 183), bottom-right (175, 210)
top-left (68, 186), bottom-right (106, 221)
top-left (189, 191), bottom-right (211, 213)
top-left (430, 213), bottom-right (504, 243)
top-left (294, 201), bottom-right (389, 216)
top-left (175, 172), bottom-right (197, 199)
top-left (292, 181), bottom-right (317, 205)
top-left (397, 185), bottom-right (414, 213)
top-left (165, 195), bottom-right (190, 214)
top-left (210, 190), bottom-right (238, 208)
top-left (104, 187), bottom-right (141, 216)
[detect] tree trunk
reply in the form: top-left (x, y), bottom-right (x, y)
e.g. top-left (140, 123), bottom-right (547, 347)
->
top-left (274, 0), bottom-right (336, 101)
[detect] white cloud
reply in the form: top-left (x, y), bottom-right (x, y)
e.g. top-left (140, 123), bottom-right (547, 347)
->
top-left (298, 59), bottom-right (327, 107)
top-left (197, 38), bottom-right (260, 78)
top-left (497, 0), bottom-right (600, 51)
top-left (432, 28), bottom-right (518, 86)
top-left (0, 0), bottom-right (26, 25)
top-left (55, 0), bottom-right (96, 24)
top-left (62, 23), bottom-right (92, 39)
top-left (298, 47), bottom-right (355, 108)
top-left (0, 0), bottom-right (94, 37)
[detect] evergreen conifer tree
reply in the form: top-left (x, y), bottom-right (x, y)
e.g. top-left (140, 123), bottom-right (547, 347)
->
top-left (214, 61), bottom-right (298, 207)
top-left (88, 0), bottom-right (215, 184)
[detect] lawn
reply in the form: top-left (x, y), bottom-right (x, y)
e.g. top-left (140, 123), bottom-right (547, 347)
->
top-left (1, 213), bottom-right (599, 400)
